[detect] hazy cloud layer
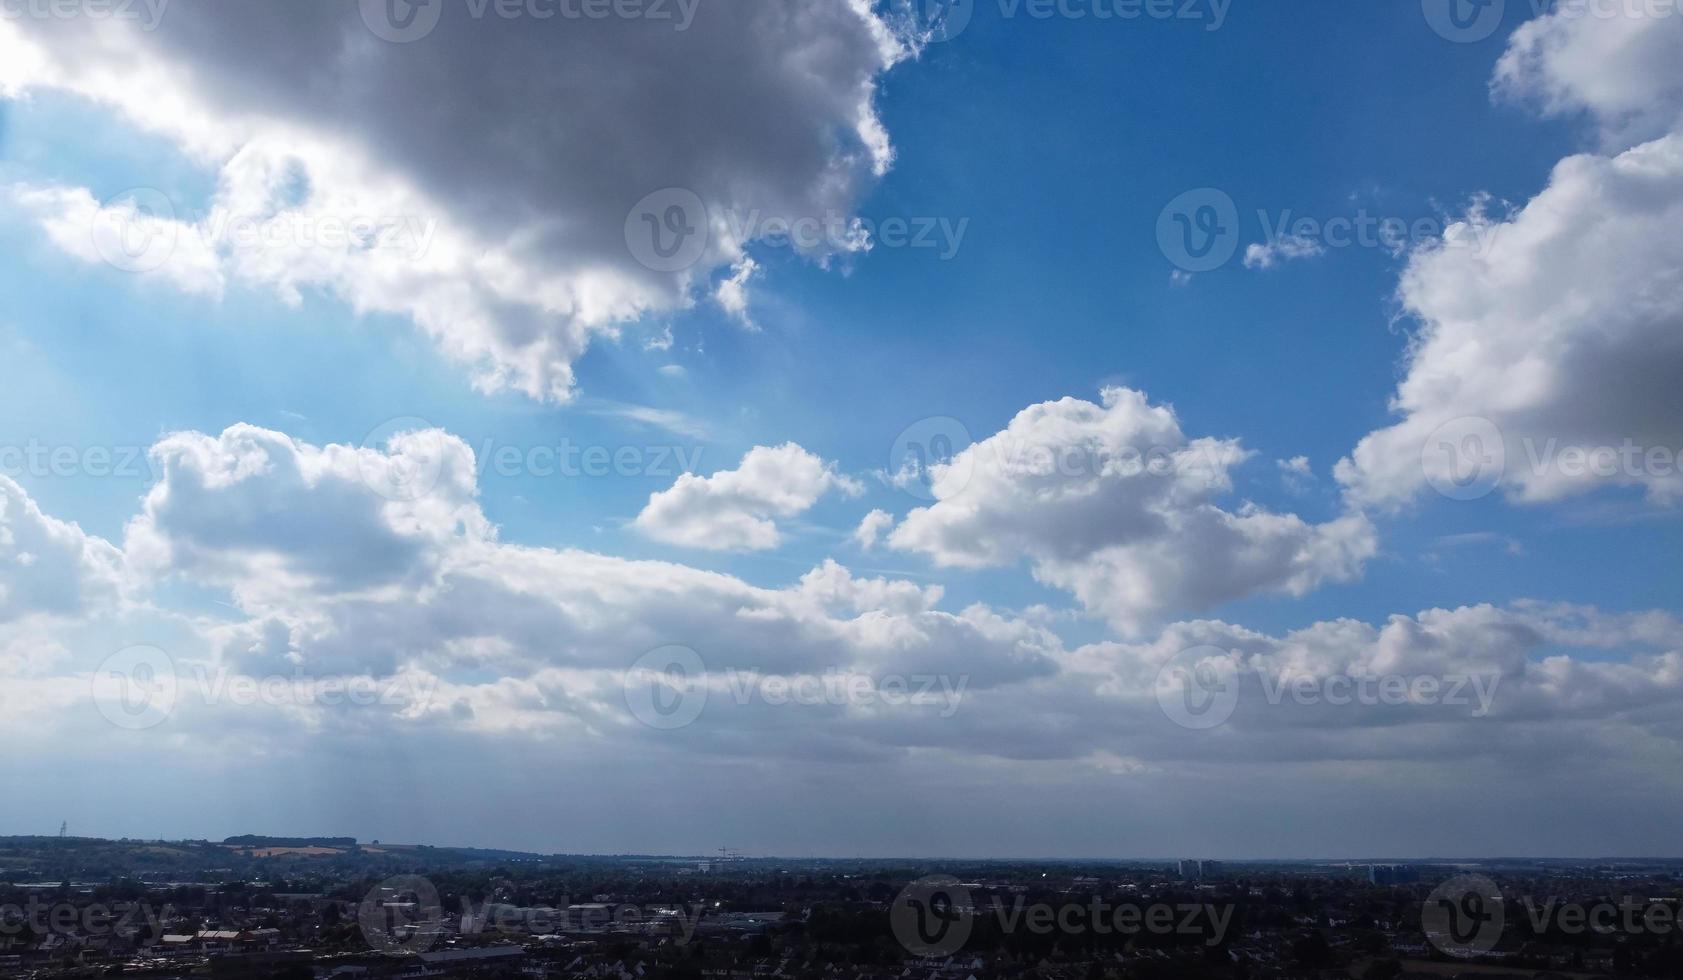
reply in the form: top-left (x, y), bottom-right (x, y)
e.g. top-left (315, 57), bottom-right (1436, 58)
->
top-left (0, 428), bottom-right (1679, 851)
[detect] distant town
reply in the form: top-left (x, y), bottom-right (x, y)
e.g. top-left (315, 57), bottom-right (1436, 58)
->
top-left (1, 836), bottom-right (1680, 979)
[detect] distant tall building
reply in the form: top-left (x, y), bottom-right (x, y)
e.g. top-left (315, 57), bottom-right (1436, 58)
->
top-left (1367, 864), bottom-right (1420, 885)
top-left (1177, 860), bottom-right (1222, 880)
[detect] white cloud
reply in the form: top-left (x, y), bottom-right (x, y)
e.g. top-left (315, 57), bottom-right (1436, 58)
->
top-left (10, 185), bottom-right (226, 298)
top-left (1243, 233), bottom-right (1325, 270)
top-left (1494, 3), bottom-right (1683, 148)
top-left (1340, 10), bottom-right (1683, 508)
top-left (100, 425), bottom-right (1061, 693)
top-left (635, 443), bottom-right (863, 551)
top-left (124, 424), bottom-right (488, 612)
top-left (3, 431), bottom-right (1683, 852)
top-left (583, 399), bottom-right (709, 440)
top-left (0, 476), bottom-right (122, 623)
top-left (852, 509), bottom-right (894, 550)
top-left (1277, 455), bottom-right (1314, 494)
top-left (1014, 602), bottom-right (1683, 768)
top-left (0, 1), bottom-right (910, 400)
top-left (643, 326), bottom-right (675, 353)
top-left (888, 388), bottom-right (1377, 633)
top-left (714, 256), bottom-right (760, 330)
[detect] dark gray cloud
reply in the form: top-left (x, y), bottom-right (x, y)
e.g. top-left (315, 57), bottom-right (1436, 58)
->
top-left (2, 0), bottom-right (906, 398)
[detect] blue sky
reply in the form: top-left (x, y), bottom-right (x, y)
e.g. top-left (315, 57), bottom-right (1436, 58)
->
top-left (1, 0), bottom-right (1681, 856)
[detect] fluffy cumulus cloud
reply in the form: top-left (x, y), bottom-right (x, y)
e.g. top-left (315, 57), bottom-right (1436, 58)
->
top-left (1493, 3), bottom-right (1683, 147)
top-left (1339, 7), bottom-right (1683, 508)
top-left (852, 508), bottom-right (894, 549)
top-left (0, 476), bottom-right (122, 623)
top-left (102, 424), bottom-right (1057, 693)
top-left (635, 443), bottom-right (863, 550)
top-left (124, 424), bottom-right (489, 607)
top-left (0, 0), bottom-right (908, 400)
top-left (887, 388), bottom-right (1377, 633)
